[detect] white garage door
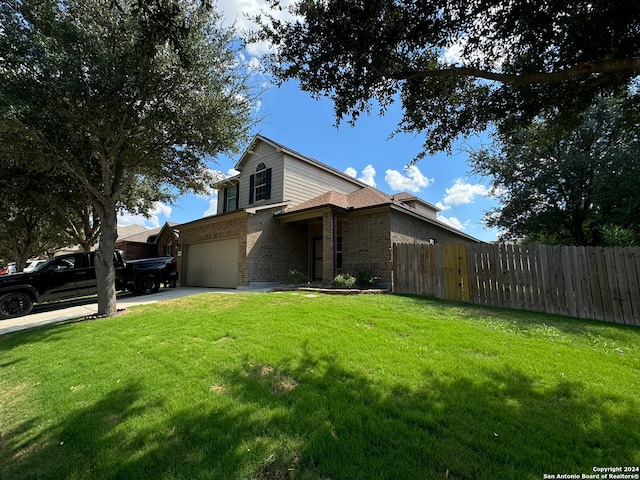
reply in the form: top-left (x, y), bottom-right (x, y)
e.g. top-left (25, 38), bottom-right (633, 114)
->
top-left (186, 238), bottom-right (239, 288)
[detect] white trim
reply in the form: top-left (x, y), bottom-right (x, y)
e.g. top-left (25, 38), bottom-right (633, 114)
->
top-left (245, 201), bottom-right (291, 215)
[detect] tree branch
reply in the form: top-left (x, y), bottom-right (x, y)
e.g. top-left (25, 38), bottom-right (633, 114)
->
top-left (399, 57), bottom-right (640, 85)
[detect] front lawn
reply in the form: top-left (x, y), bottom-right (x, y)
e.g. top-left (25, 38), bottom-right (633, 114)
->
top-left (1, 292), bottom-right (639, 479)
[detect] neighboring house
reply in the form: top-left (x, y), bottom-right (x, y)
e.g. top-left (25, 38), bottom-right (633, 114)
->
top-left (177, 135), bottom-right (480, 289)
top-left (115, 222), bottom-right (179, 261)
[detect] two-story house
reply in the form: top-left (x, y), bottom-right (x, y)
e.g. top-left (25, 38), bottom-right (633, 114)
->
top-left (177, 135), bottom-right (480, 288)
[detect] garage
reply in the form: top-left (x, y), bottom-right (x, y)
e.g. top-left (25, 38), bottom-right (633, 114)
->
top-left (185, 238), bottom-right (239, 288)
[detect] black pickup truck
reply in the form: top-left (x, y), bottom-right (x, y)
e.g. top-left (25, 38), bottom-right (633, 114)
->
top-left (0, 250), bottom-right (178, 319)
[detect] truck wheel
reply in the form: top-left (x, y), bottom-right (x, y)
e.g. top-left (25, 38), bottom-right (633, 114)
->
top-left (0, 293), bottom-right (34, 319)
top-left (136, 274), bottom-right (160, 295)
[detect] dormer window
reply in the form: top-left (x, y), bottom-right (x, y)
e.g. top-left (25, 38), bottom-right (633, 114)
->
top-left (249, 162), bottom-right (272, 204)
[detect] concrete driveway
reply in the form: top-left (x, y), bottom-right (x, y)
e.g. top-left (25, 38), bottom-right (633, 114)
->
top-left (0, 286), bottom-right (268, 336)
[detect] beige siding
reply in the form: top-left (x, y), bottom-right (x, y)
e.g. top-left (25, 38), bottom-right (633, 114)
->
top-left (282, 154), bottom-right (361, 205)
top-left (237, 142), bottom-right (285, 209)
top-left (405, 201), bottom-right (438, 220)
top-left (216, 140), bottom-right (365, 213)
top-left (216, 188), bottom-right (224, 214)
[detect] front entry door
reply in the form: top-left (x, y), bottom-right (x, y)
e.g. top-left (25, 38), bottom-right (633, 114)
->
top-left (312, 237), bottom-right (323, 281)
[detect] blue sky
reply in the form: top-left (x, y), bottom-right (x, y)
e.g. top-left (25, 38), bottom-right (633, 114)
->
top-left (117, 1), bottom-right (501, 242)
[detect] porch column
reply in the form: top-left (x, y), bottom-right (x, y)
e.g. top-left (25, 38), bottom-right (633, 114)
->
top-left (322, 210), bottom-right (337, 286)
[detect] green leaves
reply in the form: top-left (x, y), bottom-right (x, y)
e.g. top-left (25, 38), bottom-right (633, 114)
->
top-left (0, 0), bottom-right (256, 312)
top-left (254, 0), bottom-right (640, 156)
top-left (470, 97), bottom-right (640, 245)
top-left (0, 0), bottom-right (256, 213)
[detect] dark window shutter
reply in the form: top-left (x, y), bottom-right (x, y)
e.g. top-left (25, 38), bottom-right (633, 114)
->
top-left (223, 188), bottom-right (228, 213)
top-left (265, 168), bottom-right (272, 200)
top-left (235, 184), bottom-right (239, 209)
top-left (249, 174), bottom-right (255, 204)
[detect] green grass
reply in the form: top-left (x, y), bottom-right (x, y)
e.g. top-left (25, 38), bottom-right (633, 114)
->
top-left (1, 292), bottom-right (639, 480)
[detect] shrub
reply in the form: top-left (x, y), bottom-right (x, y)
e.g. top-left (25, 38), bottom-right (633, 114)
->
top-left (601, 224), bottom-right (637, 247)
top-left (287, 270), bottom-right (309, 285)
top-left (332, 273), bottom-right (356, 288)
top-left (356, 271), bottom-right (379, 288)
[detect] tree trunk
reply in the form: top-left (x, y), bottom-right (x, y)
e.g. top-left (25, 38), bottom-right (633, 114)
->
top-left (14, 250), bottom-right (29, 273)
top-left (94, 201), bottom-right (119, 316)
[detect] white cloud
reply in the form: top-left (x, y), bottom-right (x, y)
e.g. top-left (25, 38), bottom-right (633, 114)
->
top-left (154, 202), bottom-right (173, 218)
top-left (217, 0), bottom-right (299, 56)
top-left (433, 178), bottom-right (492, 231)
top-left (437, 216), bottom-right (467, 230)
top-left (196, 168), bottom-right (236, 199)
top-left (443, 41), bottom-right (464, 65)
top-left (438, 178), bottom-right (489, 210)
top-left (200, 167), bottom-right (239, 216)
top-left (204, 196), bottom-right (218, 217)
top-left (360, 165), bottom-right (376, 187)
top-left (385, 165), bottom-right (433, 193)
top-left (345, 165), bottom-right (376, 187)
top-left (216, 0), bottom-right (264, 31)
top-left (118, 202), bottom-right (172, 229)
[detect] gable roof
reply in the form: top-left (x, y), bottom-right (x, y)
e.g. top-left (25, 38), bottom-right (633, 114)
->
top-left (206, 134), bottom-right (479, 242)
top-left (279, 187), bottom-right (480, 242)
top-left (235, 134), bottom-right (372, 190)
top-left (281, 187), bottom-right (439, 215)
top-left (391, 192), bottom-right (441, 212)
top-left (117, 224), bottom-right (149, 240)
top-left (281, 187), bottom-right (391, 215)
top-left (116, 222), bottom-right (178, 244)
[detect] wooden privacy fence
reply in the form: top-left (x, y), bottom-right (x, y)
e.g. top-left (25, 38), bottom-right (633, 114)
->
top-left (393, 243), bottom-right (640, 326)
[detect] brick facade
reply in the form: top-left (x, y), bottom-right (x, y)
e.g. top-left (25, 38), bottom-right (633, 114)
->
top-left (340, 208), bottom-right (393, 286)
top-left (176, 136), bottom-right (480, 289)
top-left (118, 241), bottom-right (157, 261)
top-left (390, 209), bottom-right (473, 245)
top-left (155, 226), bottom-right (179, 258)
top-left (178, 212), bottom-right (249, 285)
top-left (245, 207), bottom-right (307, 285)
top-left (179, 205), bottom-right (478, 289)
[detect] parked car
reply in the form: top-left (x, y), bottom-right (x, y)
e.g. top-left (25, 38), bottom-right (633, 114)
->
top-left (24, 259), bottom-right (48, 273)
top-left (0, 250), bottom-right (178, 319)
top-left (0, 263), bottom-right (16, 275)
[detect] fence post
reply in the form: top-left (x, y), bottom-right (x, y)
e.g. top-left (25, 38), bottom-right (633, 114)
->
top-left (392, 242), bottom-right (640, 327)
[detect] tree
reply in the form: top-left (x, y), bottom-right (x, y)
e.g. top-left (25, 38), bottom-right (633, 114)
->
top-left (0, 0), bottom-right (255, 315)
top-left (469, 98), bottom-right (640, 246)
top-left (0, 147), bottom-right (102, 254)
top-left (0, 207), bottom-right (69, 272)
top-left (254, 0), bottom-right (640, 157)
top-left (0, 156), bottom-right (76, 269)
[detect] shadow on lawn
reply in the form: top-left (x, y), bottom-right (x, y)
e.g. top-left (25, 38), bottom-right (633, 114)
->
top-left (5, 344), bottom-right (640, 480)
top-left (397, 293), bottom-right (640, 338)
top-left (3, 349), bottom-right (639, 480)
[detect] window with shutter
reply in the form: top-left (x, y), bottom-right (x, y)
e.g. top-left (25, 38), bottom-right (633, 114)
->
top-left (249, 163), bottom-right (272, 204)
top-left (225, 184), bottom-right (238, 212)
top-left (254, 163), bottom-right (267, 201)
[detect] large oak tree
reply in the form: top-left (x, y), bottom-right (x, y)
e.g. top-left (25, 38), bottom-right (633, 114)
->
top-left (254, 0), bottom-right (640, 158)
top-left (0, 0), bottom-right (255, 315)
top-left (470, 98), bottom-right (640, 246)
